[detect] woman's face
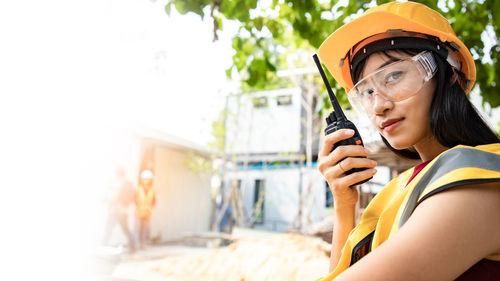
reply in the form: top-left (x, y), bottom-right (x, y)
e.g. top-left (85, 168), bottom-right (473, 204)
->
top-left (359, 51), bottom-right (437, 150)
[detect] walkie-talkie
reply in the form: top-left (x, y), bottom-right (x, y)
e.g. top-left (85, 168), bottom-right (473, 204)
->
top-left (313, 54), bottom-right (372, 186)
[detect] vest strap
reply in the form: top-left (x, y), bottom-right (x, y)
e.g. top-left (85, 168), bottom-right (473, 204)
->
top-left (399, 147), bottom-right (500, 228)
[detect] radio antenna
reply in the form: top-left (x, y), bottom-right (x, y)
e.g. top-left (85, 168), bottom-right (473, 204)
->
top-left (313, 54), bottom-right (347, 121)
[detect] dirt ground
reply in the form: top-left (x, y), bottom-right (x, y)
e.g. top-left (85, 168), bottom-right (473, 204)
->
top-left (110, 233), bottom-right (330, 281)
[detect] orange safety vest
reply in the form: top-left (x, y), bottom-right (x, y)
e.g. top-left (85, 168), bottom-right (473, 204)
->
top-left (135, 185), bottom-right (155, 218)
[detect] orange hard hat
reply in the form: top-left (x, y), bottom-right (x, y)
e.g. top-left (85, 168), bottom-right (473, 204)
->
top-left (318, 1), bottom-right (476, 94)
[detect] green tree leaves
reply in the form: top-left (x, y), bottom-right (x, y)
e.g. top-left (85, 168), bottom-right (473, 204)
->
top-left (164, 0), bottom-right (500, 108)
top-left (165, 0), bottom-right (207, 17)
top-left (220, 0), bottom-right (257, 22)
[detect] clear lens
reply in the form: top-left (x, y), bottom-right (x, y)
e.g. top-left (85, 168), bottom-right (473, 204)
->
top-left (347, 51), bottom-right (436, 116)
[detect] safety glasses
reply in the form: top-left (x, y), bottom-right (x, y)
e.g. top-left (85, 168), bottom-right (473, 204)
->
top-left (348, 51), bottom-right (437, 116)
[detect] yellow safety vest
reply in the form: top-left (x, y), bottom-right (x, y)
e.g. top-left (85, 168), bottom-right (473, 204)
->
top-left (135, 185), bottom-right (155, 218)
top-left (318, 143), bottom-right (500, 280)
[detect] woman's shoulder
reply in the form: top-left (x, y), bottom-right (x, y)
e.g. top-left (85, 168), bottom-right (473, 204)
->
top-left (404, 181), bottom-right (500, 277)
top-left (414, 180), bottom-right (500, 252)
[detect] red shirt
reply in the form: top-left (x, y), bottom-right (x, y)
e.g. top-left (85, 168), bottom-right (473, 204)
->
top-left (407, 161), bottom-right (500, 280)
top-left (406, 160), bottom-right (430, 186)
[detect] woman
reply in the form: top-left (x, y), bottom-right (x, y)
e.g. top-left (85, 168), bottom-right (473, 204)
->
top-left (316, 2), bottom-right (500, 280)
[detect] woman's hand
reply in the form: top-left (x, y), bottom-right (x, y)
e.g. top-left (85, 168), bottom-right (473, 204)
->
top-left (318, 129), bottom-right (377, 209)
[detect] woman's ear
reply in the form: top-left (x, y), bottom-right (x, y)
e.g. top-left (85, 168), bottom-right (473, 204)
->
top-left (448, 66), bottom-right (467, 90)
top-left (449, 68), bottom-right (459, 86)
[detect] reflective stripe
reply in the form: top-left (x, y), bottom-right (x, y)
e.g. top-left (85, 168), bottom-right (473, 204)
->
top-left (399, 147), bottom-right (500, 228)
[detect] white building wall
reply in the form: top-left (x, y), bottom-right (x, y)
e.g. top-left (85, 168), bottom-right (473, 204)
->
top-left (225, 88), bottom-right (302, 154)
top-left (262, 169), bottom-right (300, 229)
top-left (226, 166), bottom-right (329, 232)
top-left (307, 168), bottom-right (331, 224)
top-left (226, 168), bottom-right (299, 231)
top-left (151, 145), bottom-right (212, 241)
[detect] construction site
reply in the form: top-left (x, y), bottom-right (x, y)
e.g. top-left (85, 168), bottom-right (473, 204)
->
top-left (83, 82), bottom-right (422, 281)
top-left (85, 114), bottom-right (418, 281)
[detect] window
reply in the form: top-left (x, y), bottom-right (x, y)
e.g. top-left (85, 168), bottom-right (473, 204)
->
top-left (253, 179), bottom-right (265, 224)
top-left (253, 96), bottom-right (268, 108)
top-left (277, 94), bottom-right (292, 105)
top-left (325, 181), bottom-right (333, 208)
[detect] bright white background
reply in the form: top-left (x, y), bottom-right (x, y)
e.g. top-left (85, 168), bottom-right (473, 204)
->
top-left (0, 0), bottom-right (237, 280)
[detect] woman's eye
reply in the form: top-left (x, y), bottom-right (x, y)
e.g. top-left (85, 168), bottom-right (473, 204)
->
top-left (385, 71), bottom-right (404, 83)
top-left (360, 88), bottom-right (374, 97)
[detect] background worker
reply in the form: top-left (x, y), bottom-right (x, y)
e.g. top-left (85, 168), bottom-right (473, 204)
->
top-left (135, 169), bottom-right (156, 249)
top-left (316, 1), bottom-right (500, 280)
top-left (102, 168), bottom-right (136, 252)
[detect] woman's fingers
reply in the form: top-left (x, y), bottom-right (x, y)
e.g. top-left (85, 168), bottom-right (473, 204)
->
top-left (330, 145), bottom-right (371, 163)
top-left (338, 167), bottom-right (378, 188)
top-left (325, 165), bottom-right (377, 196)
top-left (317, 129), bottom-right (377, 207)
top-left (319, 129), bottom-right (355, 158)
top-left (338, 157), bottom-right (377, 174)
top-left (318, 145), bottom-right (371, 173)
top-left (321, 157), bottom-right (377, 183)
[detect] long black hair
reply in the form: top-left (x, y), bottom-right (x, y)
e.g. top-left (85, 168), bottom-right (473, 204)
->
top-left (353, 49), bottom-right (499, 160)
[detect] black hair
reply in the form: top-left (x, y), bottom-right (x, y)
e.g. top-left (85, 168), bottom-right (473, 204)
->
top-left (353, 49), bottom-right (500, 160)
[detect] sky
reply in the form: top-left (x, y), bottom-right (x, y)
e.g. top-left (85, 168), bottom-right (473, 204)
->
top-left (2, 0), bottom-right (238, 148)
top-left (87, 0), bottom-right (239, 145)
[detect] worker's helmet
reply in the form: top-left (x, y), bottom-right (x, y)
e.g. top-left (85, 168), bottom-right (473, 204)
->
top-left (140, 169), bottom-right (153, 180)
top-left (318, 1), bottom-right (475, 94)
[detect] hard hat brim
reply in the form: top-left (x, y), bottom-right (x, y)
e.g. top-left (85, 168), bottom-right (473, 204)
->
top-left (318, 9), bottom-right (475, 93)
